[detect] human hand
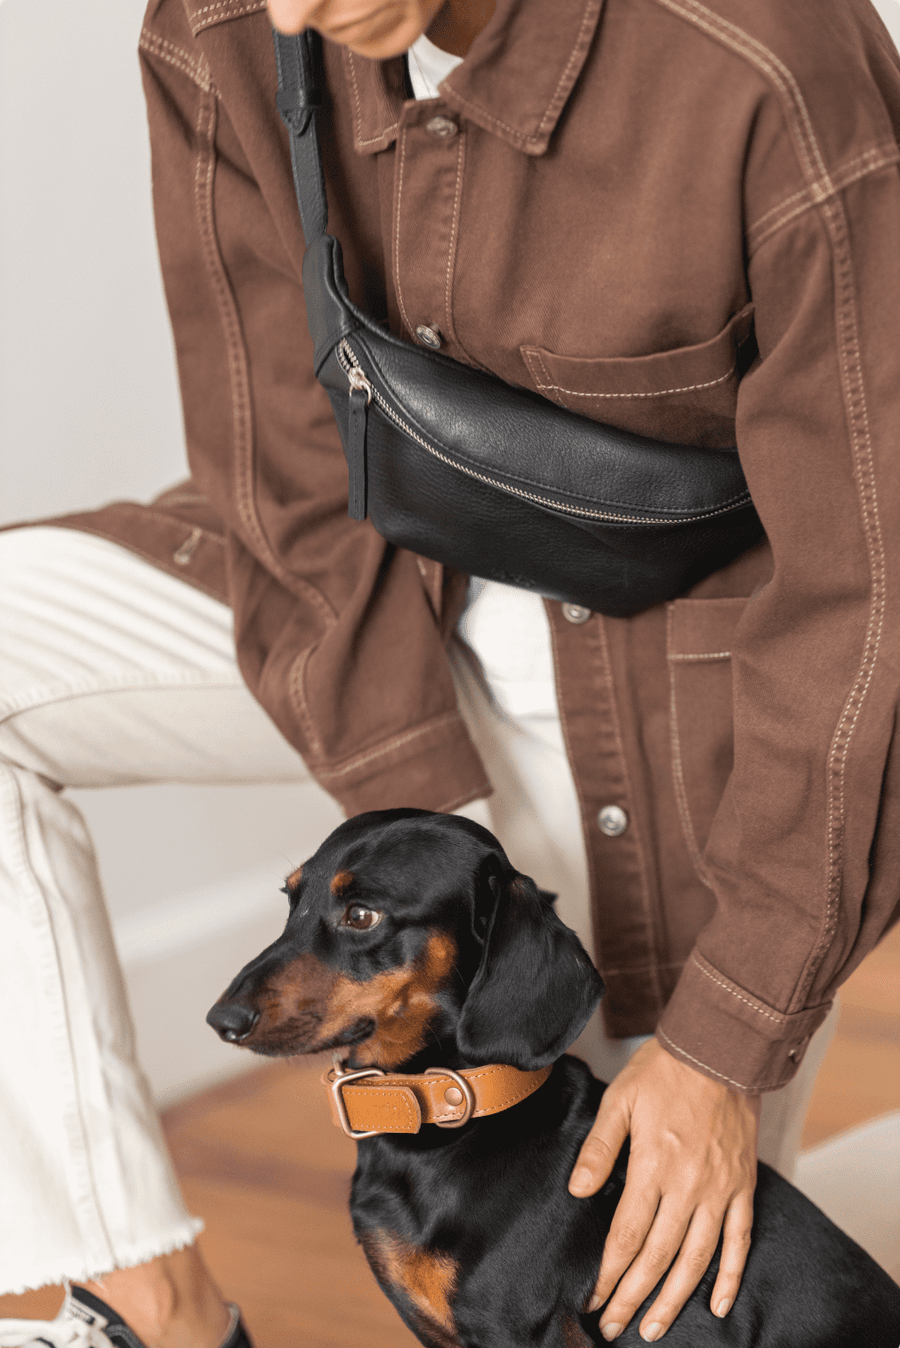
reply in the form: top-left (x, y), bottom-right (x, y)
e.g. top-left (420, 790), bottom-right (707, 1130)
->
top-left (266, 0), bottom-right (444, 56)
top-left (568, 1038), bottom-right (760, 1341)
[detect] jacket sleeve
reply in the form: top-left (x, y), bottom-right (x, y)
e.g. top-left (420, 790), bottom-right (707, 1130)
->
top-left (657, 67), bottom-right (900, 1091)
top-left (138, 1), bottom-right (489, 817)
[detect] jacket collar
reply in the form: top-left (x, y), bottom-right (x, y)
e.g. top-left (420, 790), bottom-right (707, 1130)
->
top-left (341, 0), bottom-right (604, 157)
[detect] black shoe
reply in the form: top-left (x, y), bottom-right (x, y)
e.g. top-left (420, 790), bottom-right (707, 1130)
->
top-left (65, 1285), bottom-right (254, 1348)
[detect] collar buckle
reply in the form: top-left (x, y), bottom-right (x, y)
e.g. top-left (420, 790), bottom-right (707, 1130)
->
top-left (329, 1054), bottom-right (386, 1139)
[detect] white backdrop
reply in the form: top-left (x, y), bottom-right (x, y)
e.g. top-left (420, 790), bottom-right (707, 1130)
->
top-left (0, 0), bottom-right (898, 1109)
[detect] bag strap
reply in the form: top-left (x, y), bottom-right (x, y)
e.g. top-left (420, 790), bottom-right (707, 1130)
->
top-left (273, 27), bottom-right (328, 243)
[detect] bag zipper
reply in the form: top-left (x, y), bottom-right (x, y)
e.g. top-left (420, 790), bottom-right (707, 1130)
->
top-left (335, 342), bottom-right (373, 519)
top-left (336, 339), bottom-right (743, 527)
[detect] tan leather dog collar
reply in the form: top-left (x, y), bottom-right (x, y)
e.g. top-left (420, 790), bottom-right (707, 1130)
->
top-left (324, 1058), bottom-right (553, 1138)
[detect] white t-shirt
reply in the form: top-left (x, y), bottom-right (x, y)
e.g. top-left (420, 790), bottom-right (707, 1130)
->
top-left (407, 33), bottom-right (559, 724)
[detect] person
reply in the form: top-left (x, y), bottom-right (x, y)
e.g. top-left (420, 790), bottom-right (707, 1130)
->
top-left (1, 0), bottom-right (898, 1344)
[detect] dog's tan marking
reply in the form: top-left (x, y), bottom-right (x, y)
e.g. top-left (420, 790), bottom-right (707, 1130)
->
top-left (284, 865), bottom-right (303, 892)
top-left (246, 933), bottom-right (456, 1064)
top-left (246, 953), bottom-right (339, 1051)
top-left (563, 1313), bottom-right (594, 1347)
top-left (361, 1229), bottom-right (461, 1347)
top-left (335, 930), bottom-right (457, 1069)
top-left (330, 869), bottom-right (354, 895)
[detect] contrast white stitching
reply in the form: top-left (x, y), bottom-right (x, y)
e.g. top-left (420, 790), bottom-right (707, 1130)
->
top-left (749, 144), bottom-right (896, 235)
top-left (190, 0), bottom-right (261, 14)
top-left (315, 711), bottom-right (464, 779)
top-left (667, 607), bottom-right (712, 886)
top-left (393, 128), bottom-right (415, 339)
top-left (667, 651), bottom-right (732, 662)
top-left (189, 0), bottom-right (266, 35)
top-left (806, 194), bottom-right (887, 1008)
top-left (657, 1028), bottom-right (789, 1091)
top-left (651, 0), bottom-right (830, 192)
top-left (597, 619), bottom-right (664, 1006)
top-left (139, 28), bottom-right (212, 91)
top-left (748, 145), bottom-right (900, 253)
top-left (691, 954), bottom-right (788, 1023)
top-left (535, 0), bottom-right (602, 138)
top-left (443, 87), bottom-right (539, 147)
top-left (522, 317), bottom-right (753, 402)
top-left (446, 1), bottom-right (599, 153)
top-left (527, 348), bottom-right (553, 392)
top-left (443, 136), bottom-right (465, 347)
top-left (346, 50), bottom-right (400, 148)
top-left (532, 361), bottom-right (737, 399)
top-left (191, 83), bottom-right (335, 750)
top-left (288, 647), bottom-right (323, 760)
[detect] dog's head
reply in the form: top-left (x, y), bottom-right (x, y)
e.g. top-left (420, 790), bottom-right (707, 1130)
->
top-left (207, 809), bottom-right (604, 1073)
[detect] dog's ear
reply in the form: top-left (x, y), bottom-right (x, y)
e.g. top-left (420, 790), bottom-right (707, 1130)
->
top-left (456, 864), bottom-right (604, 1070)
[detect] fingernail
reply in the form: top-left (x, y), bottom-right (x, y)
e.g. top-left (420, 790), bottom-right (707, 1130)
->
top-left (600, 1324), bottom-right (622, 1341)
top-left (569, 1166), bottom-right (592, 1195)
top-left (586, 1295), bottom-right (602, 1313)
top-left (641, 1325), bottom-right (664, 1343)
top-left (716, 1299), bottom-right (731, 1318)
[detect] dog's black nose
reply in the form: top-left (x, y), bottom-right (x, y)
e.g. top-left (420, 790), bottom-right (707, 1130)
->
top-left (206, 1000), bottom-right (259, 1043)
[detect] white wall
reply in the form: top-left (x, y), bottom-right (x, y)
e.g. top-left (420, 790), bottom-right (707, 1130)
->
top-left (0, 0), bottom-right (186, 518)
top-left (1, 0), bottom-right (899, 1107)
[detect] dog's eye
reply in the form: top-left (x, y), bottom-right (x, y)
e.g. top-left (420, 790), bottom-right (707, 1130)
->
top-left (340, 904), bottom-right (382, 931)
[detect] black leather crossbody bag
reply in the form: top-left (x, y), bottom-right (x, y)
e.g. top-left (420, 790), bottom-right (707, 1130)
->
top-left (273, 29), bottom-right (762, 618)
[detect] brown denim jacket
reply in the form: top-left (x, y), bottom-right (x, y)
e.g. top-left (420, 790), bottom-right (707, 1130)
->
top-left (53, 0), bottom-right (900, 1092)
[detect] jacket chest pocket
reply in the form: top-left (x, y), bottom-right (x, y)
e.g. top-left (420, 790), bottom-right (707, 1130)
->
top-left (666, 596), bottom-right (748, 883)
top-left (521, 304), bottom-right (755, 450)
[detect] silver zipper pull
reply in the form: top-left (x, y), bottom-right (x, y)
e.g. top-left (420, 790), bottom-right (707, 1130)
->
top-left (347, 365), bottom-right (373, 403)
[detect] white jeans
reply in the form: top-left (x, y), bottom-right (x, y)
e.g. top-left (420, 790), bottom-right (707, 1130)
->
top-left (0, 528), bottom-right (836, 1293)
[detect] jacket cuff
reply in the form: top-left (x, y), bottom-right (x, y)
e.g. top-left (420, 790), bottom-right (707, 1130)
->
top-left (655, 951), bottom-right (833, 1094)
top-left (311, 711), bottom-right (492, 817)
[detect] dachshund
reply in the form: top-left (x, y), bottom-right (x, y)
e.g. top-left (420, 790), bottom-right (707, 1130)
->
top-left (207, 808), bottom-right (900, 1347)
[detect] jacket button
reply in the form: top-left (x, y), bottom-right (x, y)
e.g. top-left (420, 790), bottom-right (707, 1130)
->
top-left (415, 324), bottom-right (442, 349)
top-left (562, 602), bottom-right (591, 624)
top-left (598, 805), bottom-right (628, 837)
top-left (426, 115), bottom-right (458, 139)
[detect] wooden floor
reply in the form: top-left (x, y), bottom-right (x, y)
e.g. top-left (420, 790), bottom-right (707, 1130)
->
top-left (3, 924), bottom-right (898, 1346)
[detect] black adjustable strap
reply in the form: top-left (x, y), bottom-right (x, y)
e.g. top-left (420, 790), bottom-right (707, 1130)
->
top-left (273, 27), bottom-right (328, 243)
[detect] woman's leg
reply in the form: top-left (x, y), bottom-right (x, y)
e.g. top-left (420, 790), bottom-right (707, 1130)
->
top-left (0, 528), bottom-right (310, 1342)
